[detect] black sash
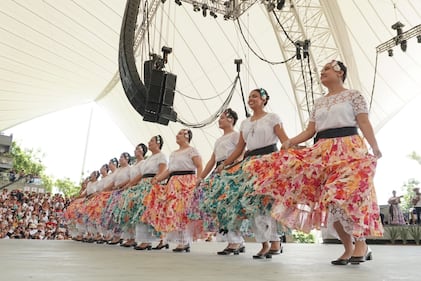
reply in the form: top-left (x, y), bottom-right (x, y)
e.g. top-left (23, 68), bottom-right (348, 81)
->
top-left (142, 173), bottom-right (156, 179)
top-left (216, 160), bottom-right (225, 167)
top-left (244, 144), bottom-right (278, 158)
top-left (314, 127), bottom-right (358, 143)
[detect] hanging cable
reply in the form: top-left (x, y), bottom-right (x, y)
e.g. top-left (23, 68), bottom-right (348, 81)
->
top-left (175, 81), bottom-right (236, 101)
top-left (369, 51), bottom-right (379, 112)
top-left (306, 54), bottom-right (315, 105)
top-left (236, 19), bottom-right (295, 65)
top-left (144, 0), bottom-right (152, 56)
top-left (271, 10), bottom-right (295, 45)
top-left (235, 58), bottom-right (250, 118)
top-left (238, 75), bottom-right (250, 118)
top-left (176, 76), bottom-right (239, 128)
top-left (299, 58), bottom-right (310, 114)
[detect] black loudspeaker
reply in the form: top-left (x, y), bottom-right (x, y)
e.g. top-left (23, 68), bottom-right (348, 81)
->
top-left (143, 70), bottom-right (177, 125)
top-left (143, 60), bottom-right (154, 89)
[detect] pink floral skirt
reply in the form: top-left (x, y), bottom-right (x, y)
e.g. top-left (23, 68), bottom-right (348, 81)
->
top-left (244, 135), bottom-right (383, 238)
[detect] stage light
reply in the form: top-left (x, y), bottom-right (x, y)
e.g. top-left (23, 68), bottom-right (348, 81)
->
top-left (175, 0), bottom-right (182, 6)
top-left (400, 40), bottom-right (407, 52)
top-left (193, 3), bottom-right (200, 12)
top-left (202, 4), bottom-right (208, 17)
top-left (210, 10), bottom-right (217, 18)
top-left (277, 0), bottom-right (285, 10)
top-left (388, 49), bottom-right (393, 57)
top-left (417, 35), bottom-right (421, 43)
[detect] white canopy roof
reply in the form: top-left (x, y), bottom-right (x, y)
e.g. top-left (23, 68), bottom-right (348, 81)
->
top-left (1, 0), bottom-right (421, 160)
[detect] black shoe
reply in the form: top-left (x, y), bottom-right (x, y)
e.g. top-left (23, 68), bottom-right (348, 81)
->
top-left (238, 245), bottom-right (245, 253)
top-left (349, 249), bottom-right (373, 265)
top-left (268, 246), bottom-right (283, 255)
top-left (172, 245), bottom-right (190, 252)
top-left (122, 242), bottom-right (136, 248)
top-left (152, 243), bottom-right (169, 250)
top-left (252, 250), bottom-right (272, 259)
top-left (217, 248), bottom-right (240, 255)
top-left (331, 258), bottom-right (349, 265)
top-left (134, 244), bottom-right (152, 251)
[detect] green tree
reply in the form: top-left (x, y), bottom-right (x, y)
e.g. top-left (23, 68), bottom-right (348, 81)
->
top-left (10, 141), bottom-right (53, 192)
top-left (11, 141), bottom-right (44, 176)
top-left (400, 178), bottom-right (420, 213)
top-left (55, 177), bottom-right (80, 197)
top-left (408, 151), bottom-right (421, 165)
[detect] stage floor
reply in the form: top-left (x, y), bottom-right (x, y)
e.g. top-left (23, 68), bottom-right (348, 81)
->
top-left (0, 239), bottom-right (419, 281)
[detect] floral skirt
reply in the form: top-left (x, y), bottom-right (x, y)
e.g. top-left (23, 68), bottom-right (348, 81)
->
top-left (244, 135), bottom-right (383, 238)
top-left (142, 174), bottom-right (200, 235)
top-left (207, 158), bottom-right (274, 234)
top-left (100, 189), bottom-right (124, 230)
top-left (113, 178), bottom-right (154, 228)
top-left (64, 198), bottom-right (85, 224)
top-left (188, 174), bottom-right (219, 233)
top-left (85, 191), bottom-right (112, 226)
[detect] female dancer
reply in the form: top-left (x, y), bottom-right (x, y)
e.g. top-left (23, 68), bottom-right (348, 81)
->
top-left (116, 143), bottom-right (148, 247)
top-left (143, 129), bottom-right (202, 252)
top-left (216, 88), bottom-right (289, 259)
top-left (193, 108), bottom-right (245, 255)
top-left (245, 60), bottom-right (383, 265)
top-left (130, 136), bottom-right (168, 250)
top-left (101, 152), bottom-right (131, 245)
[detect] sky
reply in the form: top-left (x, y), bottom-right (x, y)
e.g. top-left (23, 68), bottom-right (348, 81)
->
top-left (4, 95), bottom-right (421, 205)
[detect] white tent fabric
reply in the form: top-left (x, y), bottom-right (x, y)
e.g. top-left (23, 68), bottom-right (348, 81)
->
top-left (1, 0), bottom-right (421, 160)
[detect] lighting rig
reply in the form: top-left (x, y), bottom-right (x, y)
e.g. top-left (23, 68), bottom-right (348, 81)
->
top-left (169, 0), bottom-right (255, 20)
top-left (376, 22), bottom-right (421, 57)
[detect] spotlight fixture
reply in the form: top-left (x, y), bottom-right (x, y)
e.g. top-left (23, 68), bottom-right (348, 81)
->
top-left (161, 0), bottom-right (166, 3)
top-left (175, 0), bottom-right (182, 6)
top-left (193, 3), bottom-right (200, 12)
top-left (417, 35), bottom-right (421, 43)
top-left (209, 10), bottom-right (217, 18)
top-left (388, 49), bottom-right (393, 57)
top-left (223, 1), bottom-right (231, 8)
top-left (400, 39), bottom-right (407, 52)
top-left (202, 4), bottom-right (208, 17)
top-left (276, 0), bottom-right (285, 10)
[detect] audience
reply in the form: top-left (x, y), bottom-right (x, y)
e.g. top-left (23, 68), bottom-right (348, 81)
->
top-left (0, 189), bottom-right (70, 240)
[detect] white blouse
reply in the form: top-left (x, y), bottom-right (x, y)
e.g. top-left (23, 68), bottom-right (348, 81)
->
top-left (310, 89), bottom-right (368, 132)
top-left (168, 146), bottom-right (200, 173)
top-left (95, 173), bottom-right (114, 192)
top-left (129, 160), bottom-right (144, 180)
top-left (240, 112), bottom-right (282, 151)
top-left (141, 152), bottom-right (168, 174)
top-left (214, 131), bottom-right (240, 162)
top-left (114, 166), bottom-right (131, 188)
top-left (86, 181), bottom-right (97, 195)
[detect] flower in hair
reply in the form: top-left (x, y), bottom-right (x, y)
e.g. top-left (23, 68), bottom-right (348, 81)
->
top-left (331, 60), bottom-right (341, 72)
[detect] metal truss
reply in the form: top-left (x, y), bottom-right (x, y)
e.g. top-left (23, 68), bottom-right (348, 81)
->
top-left (264, 0), bottom-right (341, 129)
top-left (376, 23), bottom-right (421, 54)
top-left (175, 0), bottom-right (257, 20)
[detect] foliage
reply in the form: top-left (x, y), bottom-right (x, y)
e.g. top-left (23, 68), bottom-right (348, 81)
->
top-left (10, 141), bottom-right (45, 177)
top-left (408, 225), bottom-right (421, 245)
top-left (9, 141), bottom-right (80, 194)
top-left (400, 178), bottom-right (420, 213)
top-left (292, 231), bottom-right (315, 243)
top-left (55, 177), bottom-right (80, 197)
top-left (399, 226), bottom-right (409, 244)
top-left (385, 226), bottom-right (399, 244)
top-left (408, 151), bottom-right (421, 165)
